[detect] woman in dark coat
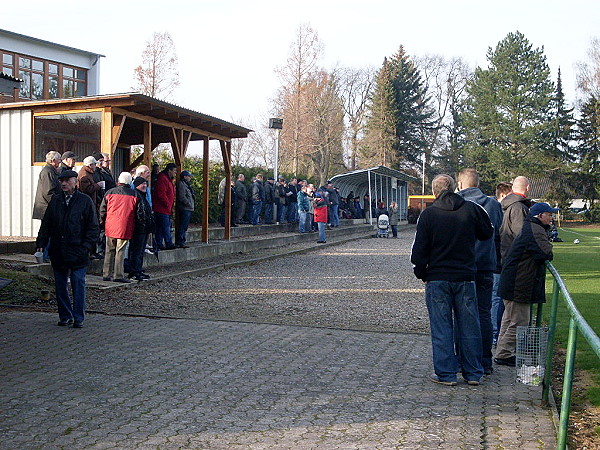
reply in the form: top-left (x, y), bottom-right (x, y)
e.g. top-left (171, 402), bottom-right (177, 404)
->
top-left (495, 203), bottom-right (556, 366)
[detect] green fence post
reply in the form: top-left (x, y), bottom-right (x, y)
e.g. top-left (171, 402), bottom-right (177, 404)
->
top-left (536, 303), bottom-right (543, 327)
top-left (557, 318), bottom-right (578, 450)
top-left (543, 279), bottom-right (560, 404)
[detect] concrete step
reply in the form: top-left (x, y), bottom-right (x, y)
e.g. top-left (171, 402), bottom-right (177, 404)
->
top-left (4, 223), bottom-right (374, 279)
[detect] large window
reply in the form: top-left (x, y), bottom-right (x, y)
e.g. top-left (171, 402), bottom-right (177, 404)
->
top-left (0, 50), bottom-right (87, 100)
top-left (34, 111), bottom-right (101, 163)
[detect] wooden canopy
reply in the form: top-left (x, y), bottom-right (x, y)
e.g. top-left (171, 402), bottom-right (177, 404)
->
top-left (0, 93), bottom-right (252, 241)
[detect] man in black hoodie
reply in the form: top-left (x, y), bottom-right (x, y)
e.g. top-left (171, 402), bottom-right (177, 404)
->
top-left (411, 174), bottom-right (493, 386)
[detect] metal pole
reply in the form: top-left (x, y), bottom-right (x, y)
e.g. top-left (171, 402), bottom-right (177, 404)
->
top-left (273, 129), bottom-right (280, 224)
top-left (543, 279), bottom-right (560, 404)
top-left (368, 170), bottom-right (372, 225)
top-left (557, 318), bottom-right (578, 450)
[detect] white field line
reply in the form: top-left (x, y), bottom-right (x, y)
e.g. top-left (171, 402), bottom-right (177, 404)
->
top-left (558, 228), bottom-right (600, 241)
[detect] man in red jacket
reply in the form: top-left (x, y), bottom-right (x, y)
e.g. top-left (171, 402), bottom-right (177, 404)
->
top-left (152, 163), bottom-right (177, 250)
top-left (99, 172), bottom-right (139, 283)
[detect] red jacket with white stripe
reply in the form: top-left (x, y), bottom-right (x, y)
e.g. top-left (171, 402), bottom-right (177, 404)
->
top-left (99, 184), bottom-right (139, 240)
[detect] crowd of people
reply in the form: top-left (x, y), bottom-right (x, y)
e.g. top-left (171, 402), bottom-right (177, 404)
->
top-left (411, 169), bottom-right (556, 386)
top-left (218, 174), bottom-right (370, 241)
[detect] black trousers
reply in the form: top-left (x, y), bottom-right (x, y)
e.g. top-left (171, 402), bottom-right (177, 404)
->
top-left (128, 232), bottom-right (148, 276)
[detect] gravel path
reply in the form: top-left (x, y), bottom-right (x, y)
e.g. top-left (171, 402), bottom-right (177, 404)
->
top-left (88, 229), bottom-right (429, 334)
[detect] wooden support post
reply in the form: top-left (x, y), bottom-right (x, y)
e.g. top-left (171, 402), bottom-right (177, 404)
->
top-left (101, 108), bottom-right (113, 165)
top-left (202, 136), bottom-right (210, 243)
top-left (220, 140), bottom-right (232, 240)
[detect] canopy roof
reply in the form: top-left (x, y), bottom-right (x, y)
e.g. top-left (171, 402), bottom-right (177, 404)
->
top-left (0, 92), bottom-right (253, 141)
top-left (329, 166), bottom-right (419, 195)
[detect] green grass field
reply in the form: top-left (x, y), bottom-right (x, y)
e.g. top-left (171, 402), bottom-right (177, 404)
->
top-left (546, 227), bottom-right (600, 406)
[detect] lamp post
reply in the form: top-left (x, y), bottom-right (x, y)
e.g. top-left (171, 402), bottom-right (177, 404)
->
top-left (269, 118), bottom-right (283, 181)
top-left (269, 118), bottom-right (283, 223)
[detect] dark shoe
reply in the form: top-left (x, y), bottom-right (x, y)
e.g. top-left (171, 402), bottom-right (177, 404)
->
top-left (157, 245), bottom-right (166, 250)
top-left (139, 273), bottom-right (150, 280)
top-left (484, 366), bottom-right (494, 376)
top-left (57, 319), bottom-right (73, 326)
top-left (72, 322), bottom-right (84, 328)
top-left (113, 278), bottom-right (131, 284)
top-left (177, 244), bottom-right (189, 248)
top-left (429, 374), bottom-right (457, 386)
top-left (464, 378), bottom-right (481, 386)
top-left (494, 356), bottom-right (516, 367)
top-left (165, 245), bottom-right (177, 250)
top-left (102, 276), bottom-right (112, 282)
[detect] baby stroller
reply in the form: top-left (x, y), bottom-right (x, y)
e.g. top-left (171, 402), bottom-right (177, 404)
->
top-left (376, 214), bottom-right (390, 238)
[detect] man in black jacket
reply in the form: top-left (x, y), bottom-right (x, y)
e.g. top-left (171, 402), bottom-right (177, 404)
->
top-left (127, 177), bottom-right (155, 281)
top-left (264, 177), bottom-right (276, 224)
top-left (36, 170), bottom-right (99, 328)
top-left (234, 174), bottom-right (247, 224)
top-left (494, 202), bottom-right (556, 366)
top-left (411, 174), bottom-right (493, 386)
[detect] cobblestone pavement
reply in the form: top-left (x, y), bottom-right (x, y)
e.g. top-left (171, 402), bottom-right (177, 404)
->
top-left (1, 308), bottom-right (556, 449)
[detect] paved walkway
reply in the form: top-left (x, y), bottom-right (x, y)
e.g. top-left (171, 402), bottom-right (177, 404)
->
top-left (1, 309), bottom-right (556, 449)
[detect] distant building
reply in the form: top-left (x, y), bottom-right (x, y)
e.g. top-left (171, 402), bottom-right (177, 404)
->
top-left (0, 28), bottom-right (103, 103)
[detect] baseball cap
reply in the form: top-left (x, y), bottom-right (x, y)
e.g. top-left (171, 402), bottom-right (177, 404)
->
top-left (133, 176), bottom-right (148, 187)
top-left (61, 151), bottom-right (77, 160)
top-left (181, 170), bottom-right (192, 177)
top-left (529, 202), bottom-right (559, 216)
top-left (58, 169), bottom-right (78, 180)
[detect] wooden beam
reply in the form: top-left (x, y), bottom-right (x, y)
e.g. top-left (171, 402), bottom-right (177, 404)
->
top-left (143, 122), bottom-right (152, 174)
top-left (112, 114), bottom-right (126, 154)
top-left (101, 108), bottom-right (113, 160)
top-left (113, 107), bottom-right (233, 142)
top-left (202, 136), bottom-right (210, 243)
top-left (220, 140), bottom-right (232, 240)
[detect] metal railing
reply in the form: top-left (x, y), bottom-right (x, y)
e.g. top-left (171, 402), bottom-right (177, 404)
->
top-left (542, 262), bottom-right (600, 450)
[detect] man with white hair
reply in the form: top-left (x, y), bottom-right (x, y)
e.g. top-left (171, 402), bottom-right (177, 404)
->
top-left (33, 150), bottom-right (62, 262)
top-left (99, 172), bottom-right (140, 283)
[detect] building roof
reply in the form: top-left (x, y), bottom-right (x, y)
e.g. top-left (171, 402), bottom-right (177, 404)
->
top-left (330, 166), bottom-right (419, 187)
top-left (0, 28), bottom-right (105, 58)
top-left (0, 72), bottom-right (23, 83)
top-left (0, 92), bottom-right (252, 141)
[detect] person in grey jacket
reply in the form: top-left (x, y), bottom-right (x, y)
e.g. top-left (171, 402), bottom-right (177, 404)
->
top-left (457, 168), bottom-right (503, 375)
top-left (33, 151), bottom-right (61, 221)
top-left (175, 170), bottom-right (195, 248)
top-left (499, 176), bottom-right (532, 261)
top-left (234, 174), bottom-right (247, 224)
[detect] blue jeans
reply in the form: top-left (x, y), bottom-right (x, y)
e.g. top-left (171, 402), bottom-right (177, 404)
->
top-left (298, 210), bottom-right (308, 232)
top-left (176, 209), bottom-right (192, 245)
top-left (277, 204), bottom-right (287, 223)
top-left (54, 266), bottom-right (87, 324)
top-left (264, 202), bottom-right (274, 224)
top-left (154, 213), bottom-right (173, 248)
top-left (250, 200), bottom-right (262, 225)
top-left (491, 272), bottom-right (504, 342)
top-left (330, 204), bottom-right (340, 226)
top-left (475, 272), bottom-right (494, 369)
top-left (318, 222), bottom-right (326, 242)
top-left (426, 280), bottom-right (483, 382)
top-left (287, 203), bottom-right (298, 223)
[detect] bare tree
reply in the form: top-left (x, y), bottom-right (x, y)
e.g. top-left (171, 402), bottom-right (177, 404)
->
top-left (275, 23), bottom-right (323, 176)
top-left (338, 66), bottom-right (376, 170)
top-left (576, 37), bottom-right (600, 101)
top-left (306, 71), bottom-right (345, 186)
top-left (133, 31), bottom-right (180, 100)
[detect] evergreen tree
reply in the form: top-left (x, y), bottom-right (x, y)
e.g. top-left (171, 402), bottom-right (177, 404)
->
top-left (363, 47), bottom-right (432, 170)
top-left (460, 31), bottom-right (555, 182)
top-left (551, 68), bottom-right (576, 163)
top-left (574, 96), bottom-right (600, 206)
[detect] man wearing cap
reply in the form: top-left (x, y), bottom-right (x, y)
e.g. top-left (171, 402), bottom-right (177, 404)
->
top-left (78, 156), bottom-right (103, 207)
top-left (58, 151), bottom-right (77, 174)
top-left (99, 172), bottom-right (140, 283)
top-left (263, 177), bottom-right (276, 224)
top-left (176, 170), bottom-right (195, 248)
top-left (153, 163), bottom-right (177, 250)
top-left (494, 202), bottom-right (557, 367)
top-left (127, 176), bottom-right (155, 281)
top-left (36, 170), bottom-right (99, 328)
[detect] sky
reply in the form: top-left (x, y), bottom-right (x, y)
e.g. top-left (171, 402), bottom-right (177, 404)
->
top-left (3, 0), bottom-right (599, 131)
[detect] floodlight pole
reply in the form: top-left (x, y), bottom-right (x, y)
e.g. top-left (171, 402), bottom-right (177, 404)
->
top-left (269, 118), bottom-right (283, 223)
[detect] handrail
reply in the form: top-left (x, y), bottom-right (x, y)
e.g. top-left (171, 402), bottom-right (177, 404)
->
top-left (543, 261), bottom-right (600, 450)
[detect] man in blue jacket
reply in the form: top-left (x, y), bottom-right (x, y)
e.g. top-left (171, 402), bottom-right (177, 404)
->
top-left (411, 174), bottom-right (493, 386)
top-left (457, 168), bottom-right (503, 375)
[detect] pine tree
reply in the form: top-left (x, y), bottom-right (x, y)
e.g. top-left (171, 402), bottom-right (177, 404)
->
top-left (363, 47), bottom-right (432, 171)
top-left (574, 96), bottom-right (600, 206)
top-left (551, 68), bottom-right (576, 163)
top-left (460, 31), bottom-right (555, 182)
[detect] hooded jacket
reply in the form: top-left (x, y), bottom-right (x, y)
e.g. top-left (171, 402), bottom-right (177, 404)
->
top-left (500, 193), bottom-right (532, 261)
top-left (458, 187), bottom-right (503, 272)
top-left (411, 190), bottom-right (493, 282)
top-left (36, 189), bottom-right (99, 270)
top-left (498, 215), bottom-right (553, 304)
